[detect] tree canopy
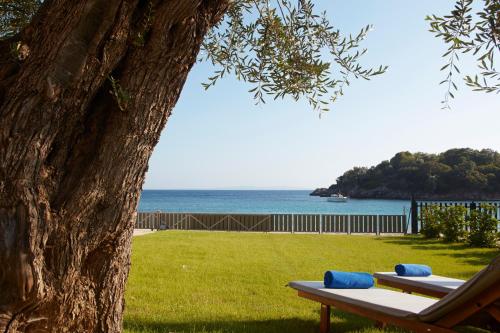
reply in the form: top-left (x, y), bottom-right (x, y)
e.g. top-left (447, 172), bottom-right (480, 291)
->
top-left (314, 148), bottom-right (500, 199)
top-left (2, 0), bottom-right (498, 112)
top-left (1, 0), bottom-right (387, 113)
top-left (201, 0), bottom-right (387, 111)
top-left (427, 0), bottom-right (500, 108)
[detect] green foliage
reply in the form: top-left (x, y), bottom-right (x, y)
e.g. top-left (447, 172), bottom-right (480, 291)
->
top-left (132, 1), bottom-right (155, 47)
top-left (440, 205), bottom-right (467, 242)
top-left (9, 40), bottom-right (21, 59)
top-left (467, 205), bottom-right (499, 247)
top-left (201, 0), bottom-right (387, 112)
top-left (426, 0), bottom-right (500, 108)
top-left (0, 0), bottom-right (388, 112)
top-left (421, 205), bottom-right (443, 238)
top-left (334, 148), bottom-right (500, 197)
top-left (419, 204), bottom-right (498, 247)
top-left (420, 205), bottom-right (468, 242)
top-left (1, 1), bottom-right (496, 111)
top-left (0, 0), bottom-right (41, 39)
top-left (108, 76), bottom-right (130, 111)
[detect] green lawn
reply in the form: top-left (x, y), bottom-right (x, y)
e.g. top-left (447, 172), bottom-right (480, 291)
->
top-left (124, 231), bottom-right (498, 333)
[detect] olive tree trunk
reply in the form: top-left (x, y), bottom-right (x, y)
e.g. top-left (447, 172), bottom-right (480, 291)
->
top-left (0, 0), bottom-right (228, 332)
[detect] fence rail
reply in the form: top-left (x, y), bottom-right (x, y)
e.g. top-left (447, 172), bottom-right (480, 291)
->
top-left (136, 212), bottom-right (407, 234)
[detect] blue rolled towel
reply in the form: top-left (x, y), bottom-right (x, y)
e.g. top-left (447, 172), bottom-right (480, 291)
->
top-left (323, 271), bottom-right (374, 289)
top-left (395, 264), bottom-right (432, 276)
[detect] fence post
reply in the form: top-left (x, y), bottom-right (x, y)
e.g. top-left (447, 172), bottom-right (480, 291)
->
top-left (347, 215), bottom-right (351, 235)
top-left (291, 214), bottom-right (294, 234)
top-left (319, 215), bottom-right (323, 234)
top-left (376, 215), bottom-right (380, 235)
top-left (411, 196), bottom-right (418, 234)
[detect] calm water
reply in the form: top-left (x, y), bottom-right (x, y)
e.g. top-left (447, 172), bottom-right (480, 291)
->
top-left (139, 190), bottom-right (410, 215)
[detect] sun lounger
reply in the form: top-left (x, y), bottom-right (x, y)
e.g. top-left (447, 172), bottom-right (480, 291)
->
top-left (373, 272), bottom-right (465, 298)
top-left (289, 256), bottom-right (500, 333)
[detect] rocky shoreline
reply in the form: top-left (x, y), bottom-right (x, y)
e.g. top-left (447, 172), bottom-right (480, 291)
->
top-left (310, 185), bottom-right (500, 201)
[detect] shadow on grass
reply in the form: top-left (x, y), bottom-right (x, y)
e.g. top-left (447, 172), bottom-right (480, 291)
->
top-left (377, 236), bottom-right (499, 266)
top-left (124, 318), bottom-right (316, 333)
top-left (124, 310), bottom-right (403, 333)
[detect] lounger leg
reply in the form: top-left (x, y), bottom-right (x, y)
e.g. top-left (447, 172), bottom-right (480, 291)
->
top-left (320, 304), bottom-right (330, 333)
top-left (486, 305), bottom-right (500, 321)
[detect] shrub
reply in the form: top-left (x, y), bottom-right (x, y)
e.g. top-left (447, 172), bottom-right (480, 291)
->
top-left (466, 206), bottom-right (499, 248)
top-left (420, 205), bottom-right (442, 239)
top-left (440, 206), bottom-right (467, 242)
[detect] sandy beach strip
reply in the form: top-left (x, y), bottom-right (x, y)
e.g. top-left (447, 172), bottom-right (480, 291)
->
top-left (133, 229), bottom-right (156, 237)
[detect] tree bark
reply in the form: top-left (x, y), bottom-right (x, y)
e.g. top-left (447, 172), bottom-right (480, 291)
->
top-left (0, 0), bottom-right (228, 332)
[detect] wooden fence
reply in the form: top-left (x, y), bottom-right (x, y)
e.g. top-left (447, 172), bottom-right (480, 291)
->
top-left (136, 212), bottom-right (407, 234)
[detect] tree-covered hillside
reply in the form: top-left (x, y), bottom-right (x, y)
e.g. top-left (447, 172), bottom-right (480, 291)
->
top-left (311, 148), bottom-right (500, 199)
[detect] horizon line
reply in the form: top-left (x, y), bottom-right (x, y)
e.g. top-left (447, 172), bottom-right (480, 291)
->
top-left (142, 187), bottom-right (314, 191)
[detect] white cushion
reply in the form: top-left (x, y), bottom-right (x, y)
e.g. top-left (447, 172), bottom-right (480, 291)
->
top-left (374, 272), bottom-right (464, 293)
top-left (289, 281), bottom-right (437, 317)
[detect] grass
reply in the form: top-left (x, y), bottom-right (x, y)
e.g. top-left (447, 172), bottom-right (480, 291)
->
top-left (124, 231), bottom-right (498, 333)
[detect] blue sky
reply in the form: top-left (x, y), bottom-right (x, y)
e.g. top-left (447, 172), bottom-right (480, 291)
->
top-left (143, 1), bottom-right (500, 190)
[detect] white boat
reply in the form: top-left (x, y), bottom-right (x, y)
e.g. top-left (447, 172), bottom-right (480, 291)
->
top-left (326, 194), bottom-right (348, 202)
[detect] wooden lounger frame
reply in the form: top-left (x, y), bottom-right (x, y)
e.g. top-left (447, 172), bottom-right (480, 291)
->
top-left (296, 284), bottom-right (500, 333)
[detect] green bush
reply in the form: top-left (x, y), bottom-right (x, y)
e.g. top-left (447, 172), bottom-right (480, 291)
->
top-left (466, 206), bottom-right (499, 248)
top-left (440, 206), bottom-right (467, 242)
top-left (420, 205), bottom-right (442, 238)
top-left (419, 203), bottom-right (499, 247)
top-left (420, 205), bottom-right (467, 242)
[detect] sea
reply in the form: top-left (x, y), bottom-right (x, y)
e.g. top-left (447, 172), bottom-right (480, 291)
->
top-left (138, 190), bottom-right (410, 215)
